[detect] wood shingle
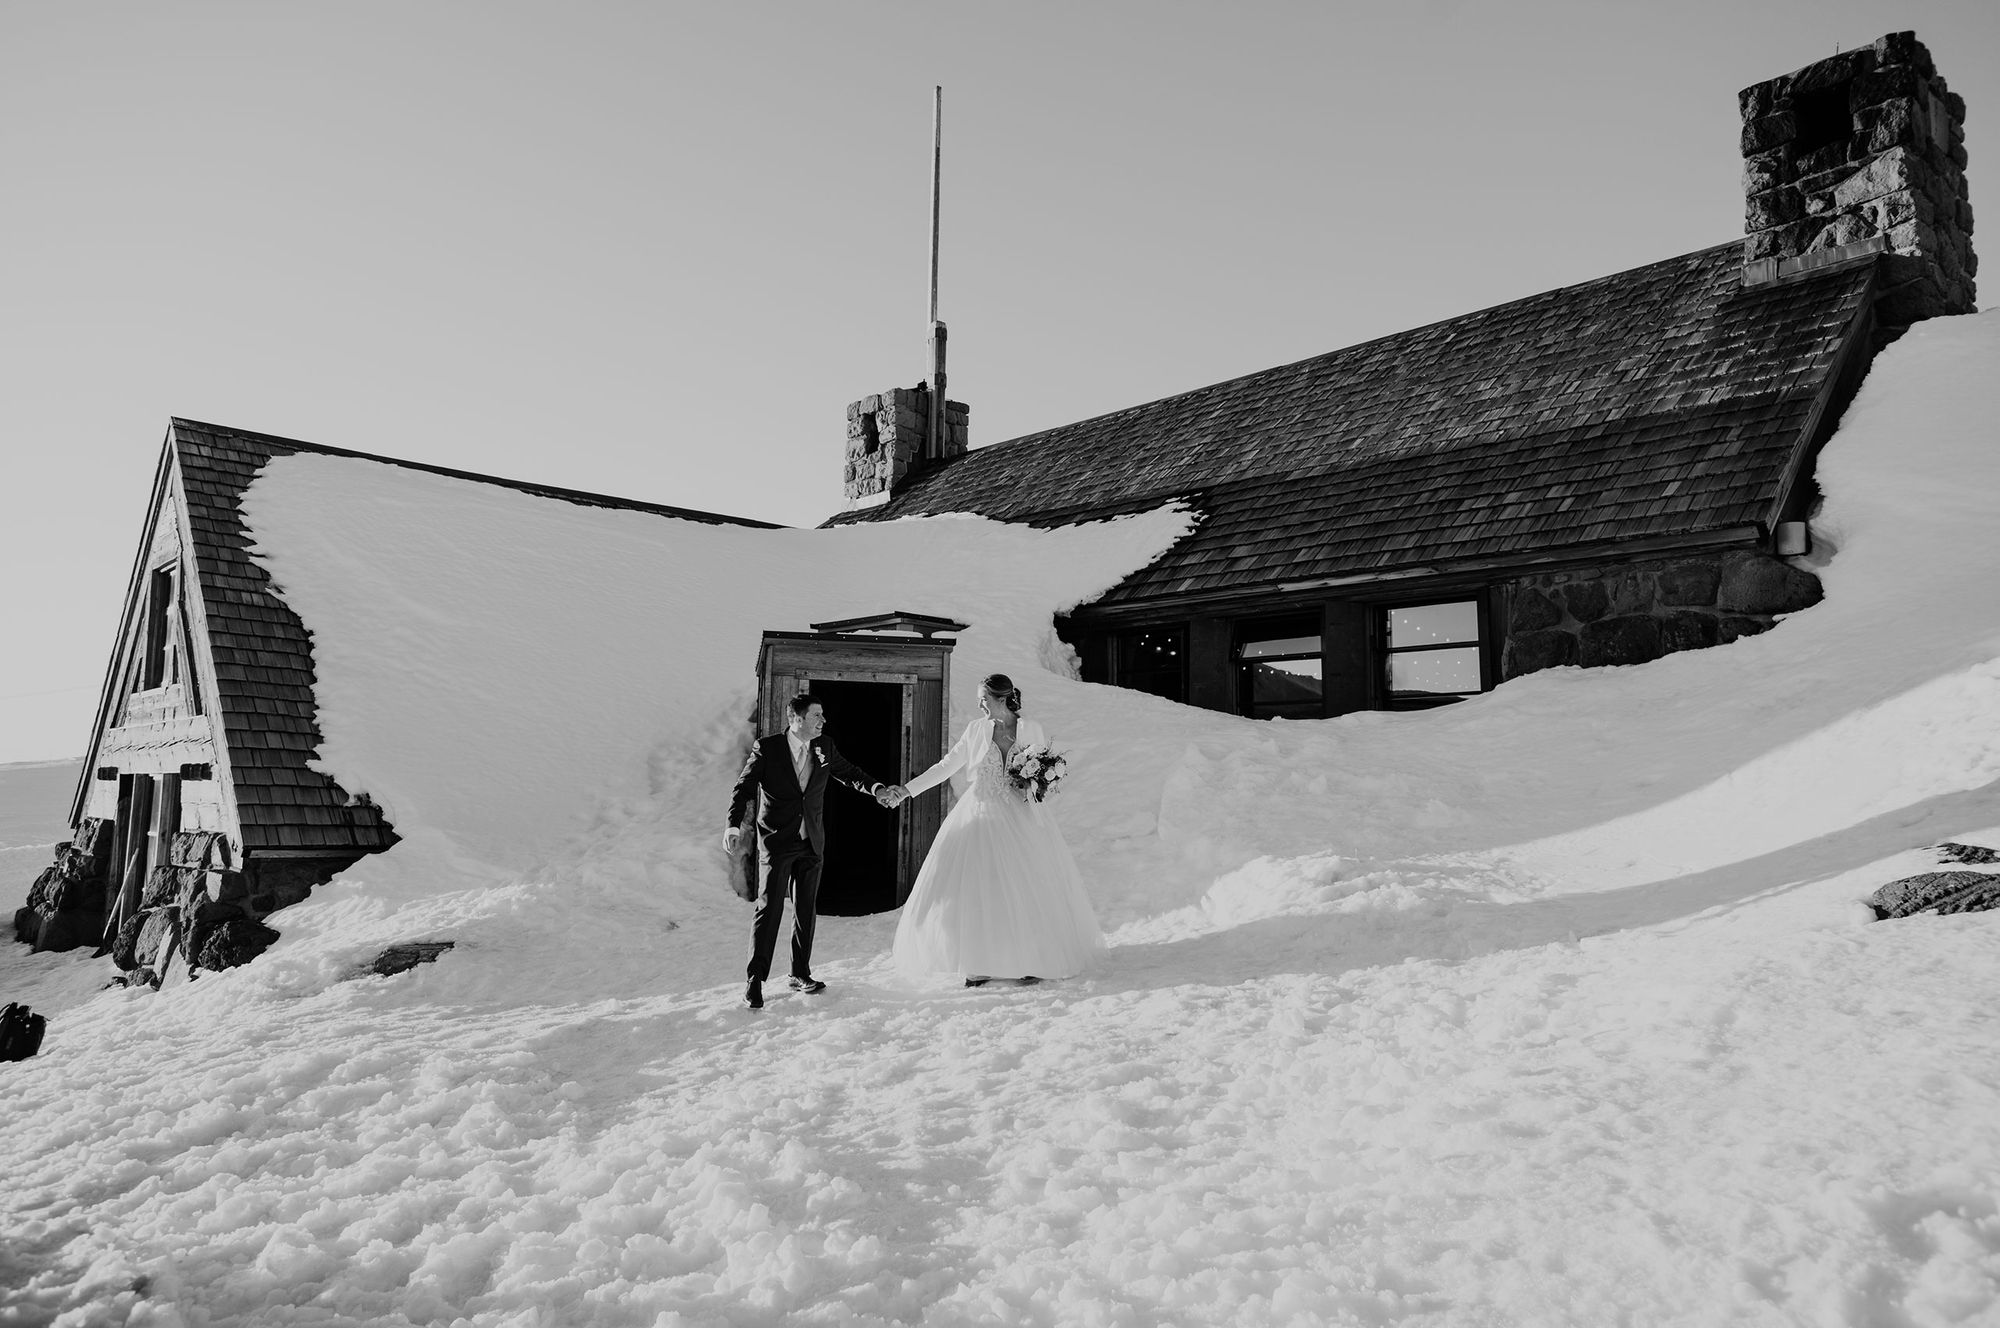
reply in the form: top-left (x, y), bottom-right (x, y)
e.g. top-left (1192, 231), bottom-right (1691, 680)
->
top-left (828, 242), bottom-right (1877, 606)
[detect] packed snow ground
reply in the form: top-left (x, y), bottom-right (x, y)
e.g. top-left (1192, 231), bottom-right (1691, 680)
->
top-left (5, 312), bottom-right (2000, 1325)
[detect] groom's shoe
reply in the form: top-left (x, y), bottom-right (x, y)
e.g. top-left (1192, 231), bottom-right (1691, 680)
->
top-left (743, 980), bottom-right (764, 1010)
top-left (788, 975), bottom-right (826, 994)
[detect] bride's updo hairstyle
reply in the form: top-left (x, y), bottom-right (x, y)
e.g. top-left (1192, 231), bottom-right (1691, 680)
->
top-left (981, 673), bottom-right (1023, 714)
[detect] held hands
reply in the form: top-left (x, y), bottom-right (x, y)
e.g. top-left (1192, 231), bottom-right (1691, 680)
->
top-left (874, 784), bottom-right (910, 808)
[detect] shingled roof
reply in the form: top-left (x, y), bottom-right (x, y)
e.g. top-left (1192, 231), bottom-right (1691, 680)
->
top-left (170, 419), bottom-right (777, 855)
top-left (828, 242), bottom-right (1879, 606)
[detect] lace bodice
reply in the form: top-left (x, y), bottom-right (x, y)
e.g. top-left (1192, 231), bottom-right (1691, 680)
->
top-left (972, 741), bottom-right (1015, 802)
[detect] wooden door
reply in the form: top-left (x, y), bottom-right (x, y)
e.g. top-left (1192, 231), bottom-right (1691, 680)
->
top-left (749, 635), bottom-right (954, 909)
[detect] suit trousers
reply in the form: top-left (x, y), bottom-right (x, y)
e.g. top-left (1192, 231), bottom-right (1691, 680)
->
top-left (747, 841), bottom-right (821, 983)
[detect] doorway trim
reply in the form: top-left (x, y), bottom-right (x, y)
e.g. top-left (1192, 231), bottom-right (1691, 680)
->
top-left (751, 621), bottom-right (964, 907)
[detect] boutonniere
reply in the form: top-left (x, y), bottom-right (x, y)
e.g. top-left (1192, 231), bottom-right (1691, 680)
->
top-left (814, 747), bottom-right (828, 765)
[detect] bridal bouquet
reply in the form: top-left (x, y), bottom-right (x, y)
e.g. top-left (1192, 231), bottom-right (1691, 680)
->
top-left (1004, 745), bottom-right (1068, 803)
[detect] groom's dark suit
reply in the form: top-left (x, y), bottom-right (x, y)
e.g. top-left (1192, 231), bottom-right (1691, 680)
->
top-left (728, 732), bottom-right (884, 985)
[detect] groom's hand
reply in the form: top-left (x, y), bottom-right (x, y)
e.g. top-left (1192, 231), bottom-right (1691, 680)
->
top-left (723, 826), bottom-right (743, 854)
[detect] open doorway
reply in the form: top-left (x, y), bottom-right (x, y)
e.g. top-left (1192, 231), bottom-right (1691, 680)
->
top-left (811, 678), bottom-right (903, 915)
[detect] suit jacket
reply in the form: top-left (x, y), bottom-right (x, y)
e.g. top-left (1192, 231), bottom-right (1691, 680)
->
top-left (728, 732), bottom-right (882, 856)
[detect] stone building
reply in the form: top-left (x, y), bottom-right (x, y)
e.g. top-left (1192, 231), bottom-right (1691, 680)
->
top-left (15, 32), bottom-right (1978, 959)
top-left (830, 33), bottom-right (1976, 719)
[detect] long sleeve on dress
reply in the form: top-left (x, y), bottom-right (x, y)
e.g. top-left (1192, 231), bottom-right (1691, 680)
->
top-left (903, 718), bottom-right (983, 798)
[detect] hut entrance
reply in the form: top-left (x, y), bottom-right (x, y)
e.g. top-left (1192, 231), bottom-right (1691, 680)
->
top-left (812, 679), bottom-right (902, 915)
top-left (748, 612), bottom-right (966, 914)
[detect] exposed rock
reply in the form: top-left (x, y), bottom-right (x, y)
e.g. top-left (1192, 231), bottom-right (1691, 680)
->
top-left (33, 913), bottom-right (102, 953)
top-left (70, 818), bottom-right (115, 875)
top-left (140, 866), bottom-right (184, 912)
top-left (28, 860), bottom-right (98, 916)
top-left (1559, 580), bottom-right (1610, 624)
top-left (1604, 568), bottom-right (1653, 617)
top-left (1936, 842), bottom-right (2000, 864)
top-left (135, 909), bottom-right (177, 970)
top-left (1866, 870), bottom-right (2000, 919)
top-left (1656, 564), bottom-right (1721, 607)
top-left (112, 914), bottom-right (146, 971)
top-left (1717, 555), bottom-right (1822, 615)
top-left (1579, 616), bottom-right (1662, 667)
top-left (1509, 588), bottom-right (1563, 632)
top-left (1716, 616), bottom-right (1770, 644)
top-left (195, 919), bottom-right (280, 971)
top-left (169, 830), bottom-right (228, 870)
top-left (183, 900), bottom-right (247, 968)
top-left (24, 866), bottom-right (61, 916)
top-left (1658, 612), bottom-right (1720, 654)
top-left (370, 941), bottom-right (456, 977)
top-left (1505, 630), bottom-right (1578, 677)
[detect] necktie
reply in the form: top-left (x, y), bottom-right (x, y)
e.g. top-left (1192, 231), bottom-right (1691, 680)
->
top-left (794, 741), bottom-right (812, 788)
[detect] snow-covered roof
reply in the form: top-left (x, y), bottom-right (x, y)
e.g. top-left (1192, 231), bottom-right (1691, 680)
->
top-left (167, 418), bottom-right (777, 855)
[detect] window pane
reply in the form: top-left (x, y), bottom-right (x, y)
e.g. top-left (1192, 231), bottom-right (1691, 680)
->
top-left (1389, 646), bottom-right (1482, 695)
top-left (1115, 626), bottom-right (1185, 703)
top-left (1239, 635), bottom-right (1320, 661)
top-left (1246, 658), bottom-right (1322, 718)
top-left (1388, 601), bottom-right (1479, 648)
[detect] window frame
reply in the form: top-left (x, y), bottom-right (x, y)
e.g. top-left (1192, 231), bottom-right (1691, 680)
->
top-left (1379, 597), bottom-right (1489, 710)
top-left (1108, 623), bottom-right (1188, 704)
top-left (138, 565), bottom-right (177, 692)
top-left (1234, 611), bottom-right (1326, 721)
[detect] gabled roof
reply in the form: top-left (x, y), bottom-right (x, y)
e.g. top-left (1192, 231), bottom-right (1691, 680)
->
top-left (169, 419), bottom-right (776, 854)
top-left (828, 242), bottom-right (1879, 606)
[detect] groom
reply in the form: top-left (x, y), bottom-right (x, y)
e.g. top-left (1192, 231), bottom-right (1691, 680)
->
top-left (725, 693), bottom-right (890, 1009)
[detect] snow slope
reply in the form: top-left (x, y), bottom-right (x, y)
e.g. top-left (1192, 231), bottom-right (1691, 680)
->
top-left (4, 312), bottom-right (1999, 1326)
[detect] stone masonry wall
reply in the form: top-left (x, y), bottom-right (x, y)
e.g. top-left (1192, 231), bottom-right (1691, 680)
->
top-left (844, 386), bottom-right (969, 502)
top-left (1502, 550), bottom-right (1822, 679)
top-left (1740, 31), bottom-right (1975, 325)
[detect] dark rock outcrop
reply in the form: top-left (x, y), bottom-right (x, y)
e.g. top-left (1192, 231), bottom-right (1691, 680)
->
top-left (1866, 870), bottom-right (2000, 919)
top-left (194, 919), bottom-right (280, 971)
top-left (370, 941), bottom-right (455, 977)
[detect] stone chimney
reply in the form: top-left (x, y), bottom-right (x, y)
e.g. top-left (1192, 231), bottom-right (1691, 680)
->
top-left (843, 386), bottom-right (968, 508)
top-left (1740, 31), bottom-right (1975, 326)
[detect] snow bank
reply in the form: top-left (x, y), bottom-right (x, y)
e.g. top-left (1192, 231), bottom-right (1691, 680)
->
top-left (4, 312), bottom-right (1999, 1325)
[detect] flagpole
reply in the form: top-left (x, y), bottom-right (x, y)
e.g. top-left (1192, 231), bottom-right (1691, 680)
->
top-left (926, 86), bottom-right (946, 462)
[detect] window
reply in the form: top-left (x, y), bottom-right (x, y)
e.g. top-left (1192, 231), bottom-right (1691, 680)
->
top-left (1383, 600), bottom-right (1483, 708)
top-left (1237, 614), bottom-right (1323, 720)
top-left (1111, 625), bottom-right (1186, 703)
top-left (139, 567), bottom-right (176, 691)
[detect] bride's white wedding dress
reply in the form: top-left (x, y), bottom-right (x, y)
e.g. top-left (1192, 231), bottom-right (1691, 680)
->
top-left (892, 715), bottom-right (1104, 980)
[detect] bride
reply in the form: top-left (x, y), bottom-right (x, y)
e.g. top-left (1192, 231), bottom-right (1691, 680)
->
top-left (886, 673), bottom-right (1104, 985)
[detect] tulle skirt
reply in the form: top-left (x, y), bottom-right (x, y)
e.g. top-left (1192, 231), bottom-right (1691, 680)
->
top-left (892, 785), bottom-right (1105, 980)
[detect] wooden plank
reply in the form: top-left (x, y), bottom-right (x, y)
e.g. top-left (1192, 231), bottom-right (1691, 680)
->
top-left (904, 677), bottom-right (946, 906)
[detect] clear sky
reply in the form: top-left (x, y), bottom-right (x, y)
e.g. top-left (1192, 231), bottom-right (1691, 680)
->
top-left (2, 0), bottom-right (1994, 764)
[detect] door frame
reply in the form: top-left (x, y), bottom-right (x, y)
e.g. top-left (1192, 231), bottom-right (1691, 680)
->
top-left (752, 631), bottom-right (957, 907)
top-left (765, 667), bottom-right (923, 901)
